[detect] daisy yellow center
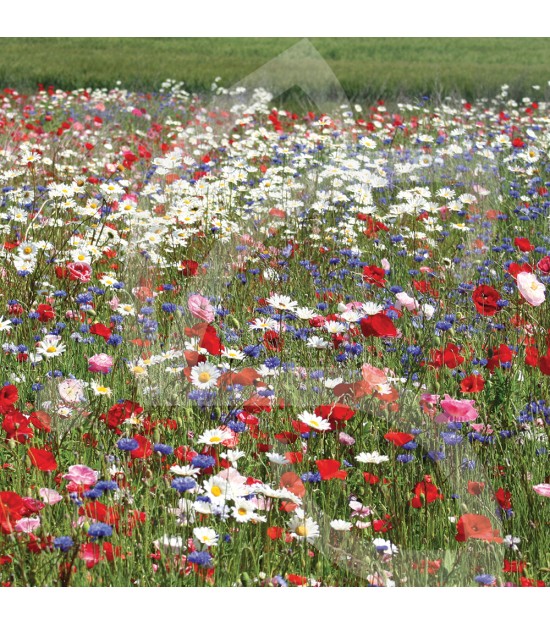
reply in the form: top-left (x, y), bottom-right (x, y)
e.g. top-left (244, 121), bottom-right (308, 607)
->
top-left (211, 486), bottom-right (222, 497)
top-left (23, 246), bottom-right (33, 254)
top-left (295, 525), bottom-right (307, 537)
top-left (77, 254), bottom-right (85, 261)
top-left (46, 346), bottom-right (57, 353)
top-left (311, 420), bottom-right (319, 428)
top-left (198, 372), bottom-right (211, 383)
top-left (97, 386), bottom-right (108, 393)
top-left (132, 366), bottom-right (145, 374)
top-left (238, 508), bottom-right (247, 516)
top-left (210, 436), bottom-right (221, 443)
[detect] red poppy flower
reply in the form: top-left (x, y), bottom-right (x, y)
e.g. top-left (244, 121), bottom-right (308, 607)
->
top-left (28, 447), bottom-right (57, 472)
top-left (503, 560), bottom-right (526, 574)
top-left (101, 400), bottom-right (143, 431)
top-left (486, 343), bottom-right (514, 373)
top-left (472, 285), bottom-right (500, 316)
top-left (180, 260), bottom-right (199, 276)
top-left (363, 472), bottom-right (381, 485)
top-left (262, 330), bottom-right (283, 352)
top-left (287, 574), bottom-right (308, 586)
top-left (514, 237), bottom-right (534, 252)
top-left (0, 385), bottom-right (18, 413)
top-left (267, 526), bottom-right (283, 540)
top-left (316, 459), bottom-right (347, 480)
top-left (460, 374), bottom-right (485, 393)
top-left (130, 434), bottom-right (152, 459)
top-left (80, 501), bottom-right (120, 528)
top-left (36, 303), bottom-right (55, 322)
top-left (537, 256), bottom-right (550, 274)
top-left (507, 262), bottom-right (532, 278)
top-left (89, 323), bottom-right (112, 341)
top-left (538, 348), bottom-right (550, 375)
top-left (2, 410), bottom-right (33, 443)
top-left (467, 481), bottom-right (485, 496)
top-left (373, 515), bottom-right (393, 533)
top-left (360, 313), bottom-right (398, 338)
top-left (494, 487), bottom-right (512, 510)
top-left (429, 343), bottom-right (464, 369)
top-left (363, 265), bottom-right (386, 287)
top-left (0, 491), bottom-right (28, 534)
top-left (198, 325), bottom-right (222, 356)
top-left (280, 472), bottom-right (306, 498)
top-left (410, 475), bottom-right (443, 508)
top-left (455, 513), bottom-right (503, 543)
top-left (520, 577), bottom-right (545, 587)
top-left (525, 346), bottom-right (539, 367)
top-left (384, 431), bottom-right (414, 447)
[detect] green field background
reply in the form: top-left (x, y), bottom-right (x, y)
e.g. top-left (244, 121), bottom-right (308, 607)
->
top-left (1, 38), bottom-right (549, 101)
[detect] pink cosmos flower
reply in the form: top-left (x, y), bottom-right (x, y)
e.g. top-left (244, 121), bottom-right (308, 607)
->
top-left (187, 294), bottom-right (215, 323)
top-left (62, 464), bottom-right (99, 487)
top-left (88, 353), bottom-right (114, 373)
top-left (533, 484), bottom-right (550, 497)
top-left (14, 517), bottom-right (41, 533)
top-left (517, 271), bottom-right (546, 306)
top-left (39, 488), bottom-right (63, 505)
top-left (436, 394), bottom-right (478, 423)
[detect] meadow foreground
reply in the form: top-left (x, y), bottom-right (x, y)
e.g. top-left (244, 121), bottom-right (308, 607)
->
top-left (0, 83), bottom-right (549, 587)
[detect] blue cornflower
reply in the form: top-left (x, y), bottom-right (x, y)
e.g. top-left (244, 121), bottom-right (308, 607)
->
top-left (153, 444), bottom-right (174, 456)
top-left (440, 432), bottom-right (464, 446)
top-left (171, 477), bottom-right (197, 493)
top-left (117, 438), bottom-right (139, 452)
top-left (243, 344), bottom-right (261, 358)
top-left (187, 550), bottom-right (213, 568)
top-left (474, 574), bottom-right (496, 586)
top-left (396, 454), bottom-right (415, 463)
top-left (190, 455), bottom-right (216, 469)
top-left (53, 536), bottom-right (74, 552)
top-left (301, 472), bottom-right (321, 483)
top-left (88, 522), bottom-right (113, 538)
top-left (83, 488), bottom-right (103, 500)
top-left (95, 480), bottom-right (119, 492)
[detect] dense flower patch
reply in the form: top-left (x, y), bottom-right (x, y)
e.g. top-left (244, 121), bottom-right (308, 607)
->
top-left (0, 82), bottom-right (548, 586)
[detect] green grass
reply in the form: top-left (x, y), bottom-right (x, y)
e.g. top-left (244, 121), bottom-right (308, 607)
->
top-left (1, 37), bottom-right (550, 102)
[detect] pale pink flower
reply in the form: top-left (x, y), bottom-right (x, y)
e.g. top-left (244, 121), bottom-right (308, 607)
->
top-left (62, 464), bottom-right (99, 486)
top-left (58, 379), bottom-right (85, 403)
top-left (187, 294), bottom-right (215, 322)
top-left (14, 517), bottom-right (41, 533)
top-left (362, 363), bottom-right (387, 387)
top-left (533, 484), bottom-right (550, 497)
top-left (381, 258), bottom-right (390, 271)
top-left (395, 291), bottom-right (418, 312)
top-left (435, 394), bottom-right (478, 423)
top-left (109, 296), bottom-right (120, 310)
top-left (339, 432), bottom-right (355, 446)
top-left (88, 353), bottom-right (114, 373)
top-left (39, 488), bottom-right (63, 505)
top-left (517, 272), bottom-right (546, 306)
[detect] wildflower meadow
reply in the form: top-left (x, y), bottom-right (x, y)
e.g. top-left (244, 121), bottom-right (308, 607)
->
top-left (0, 54), bottom-right (549, 589)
